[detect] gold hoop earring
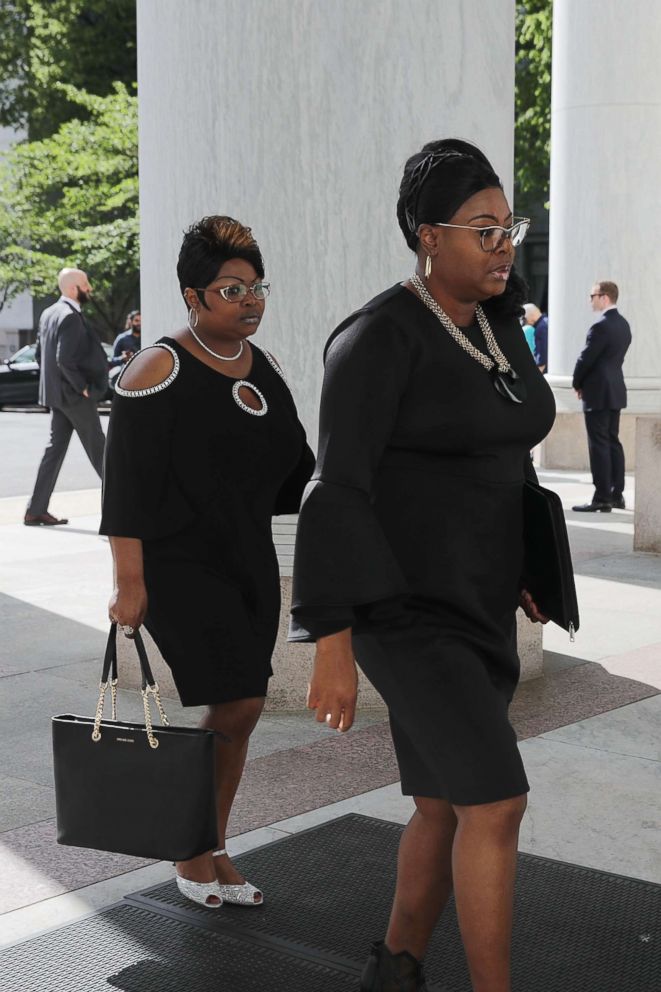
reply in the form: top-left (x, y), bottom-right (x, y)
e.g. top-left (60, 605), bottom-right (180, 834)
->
top-left (424, 254), bottom-right (432, 279)
top-left (187, 307), bottom-right (199, 331)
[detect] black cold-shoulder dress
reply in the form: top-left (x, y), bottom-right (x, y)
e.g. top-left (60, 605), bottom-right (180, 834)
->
top-left (100, 338), bottom-right (314, 706)
top-left (290, 285), bottom-right (556, 805)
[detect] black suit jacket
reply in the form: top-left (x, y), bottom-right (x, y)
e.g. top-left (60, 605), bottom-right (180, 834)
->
top-left (35, 299), bottom-right (109, 407)
top-left (572, 308), bottom-right (631, 411)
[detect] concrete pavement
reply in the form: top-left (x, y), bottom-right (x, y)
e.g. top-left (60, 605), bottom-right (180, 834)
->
top-left (1, 466), bottom-right (660, 954)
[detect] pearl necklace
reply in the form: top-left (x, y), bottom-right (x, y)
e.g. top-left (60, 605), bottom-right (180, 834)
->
top-left (189, 324), bottom-right (244, 362)
top-left (410, 273), bottom-right (526, 404)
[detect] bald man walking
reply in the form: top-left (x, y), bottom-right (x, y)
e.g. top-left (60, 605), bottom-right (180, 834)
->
top-left (25, 269), bottom-right (109, 525)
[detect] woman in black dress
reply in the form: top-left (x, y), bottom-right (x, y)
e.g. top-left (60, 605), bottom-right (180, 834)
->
top-left (290, 141), bottom-right (555, 991)
top-left (101, 216), bottom-right (314, 909)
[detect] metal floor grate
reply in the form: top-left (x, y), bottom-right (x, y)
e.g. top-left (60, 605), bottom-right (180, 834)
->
top-left (129, 814), bottom-right (661, 992)
top-left (3, 814), bottom-right (661, 991)
top-left (1, 903), bottom-right (358, 992)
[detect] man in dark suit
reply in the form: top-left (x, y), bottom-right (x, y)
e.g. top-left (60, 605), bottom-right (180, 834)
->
top-left (572, 280), bottom-right (632, 512)
top-left (24, 268), bottom-right (109, 525)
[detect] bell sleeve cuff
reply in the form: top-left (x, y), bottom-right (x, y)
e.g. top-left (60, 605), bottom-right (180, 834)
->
top-left (286, 300), bottom-right (414, 643)
top-left (288, 479), bottom-right (409, 641)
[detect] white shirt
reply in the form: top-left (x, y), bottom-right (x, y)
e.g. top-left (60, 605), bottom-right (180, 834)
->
top-left (602, 304), bottom-right (617, 313)
top-left (59, 294), bottom-right (81, 313)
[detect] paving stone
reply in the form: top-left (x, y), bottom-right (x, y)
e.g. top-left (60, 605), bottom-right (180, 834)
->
top-left (0, 776), bottom-right (55, 833)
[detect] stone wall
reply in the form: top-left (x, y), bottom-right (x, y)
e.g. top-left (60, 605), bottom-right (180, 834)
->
top-left (136, 0), bottom-right (516, 441)
top-left (540, 411), bottom-right (637, 472)
top-left (634, 417), bottom-right (661, 554)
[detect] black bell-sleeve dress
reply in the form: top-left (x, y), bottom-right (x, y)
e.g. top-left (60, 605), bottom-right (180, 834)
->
top-left (100, 338), bottom-right (315, 706)
top-left (290, 284), bottom-right (556, 805)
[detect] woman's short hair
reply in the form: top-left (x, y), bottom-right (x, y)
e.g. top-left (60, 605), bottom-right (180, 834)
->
top-left (396, 138), bottom-right (526, 318)
top-left (177, 216), bottom-right (265, 309)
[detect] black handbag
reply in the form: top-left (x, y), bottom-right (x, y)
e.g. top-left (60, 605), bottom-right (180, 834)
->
top-left (522, 480), bottom-right (580, 639)
top-left (52, 624), bottom-right (218, 861)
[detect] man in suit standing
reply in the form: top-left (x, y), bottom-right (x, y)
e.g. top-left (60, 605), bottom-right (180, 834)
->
top-left (572, 280), bottom-right (632, 512)
top-left (24, 268), bottom-right (109, 525)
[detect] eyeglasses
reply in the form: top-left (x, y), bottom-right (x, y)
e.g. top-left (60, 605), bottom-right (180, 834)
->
top-left (590, 293), bottom-right (605, 299)
top-left (431, 217), bottom-right (530, 252)
top-left (196, 281), bottom-right (271, 303)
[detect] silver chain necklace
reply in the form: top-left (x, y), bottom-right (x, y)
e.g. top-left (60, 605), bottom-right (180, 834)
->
top-left (189, 324), bottom-right (244, 362)
top-left (410, 274), bottom-right (511, 373)
top-left (410, 274), bottom-right (526, 404)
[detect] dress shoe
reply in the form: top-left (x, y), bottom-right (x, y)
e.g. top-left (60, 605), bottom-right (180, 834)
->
top-left (24, 512), bottom-right (69, 526)
top-left (571, 501), bottom-right (612, 513)
top-left (611, 496), bottom-right (626, 510)
top-left (213, 849), bottom-right (263, 905)
top-left (360, 941), bottom-right (428, 991)
top-left (175, 873), bottom-right (223, 909)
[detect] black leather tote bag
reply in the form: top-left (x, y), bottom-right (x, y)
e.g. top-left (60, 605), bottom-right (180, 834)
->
top-left (522, 480), bottom-right (580, 639)
top-left (52, 624), bottom-right (218, 861)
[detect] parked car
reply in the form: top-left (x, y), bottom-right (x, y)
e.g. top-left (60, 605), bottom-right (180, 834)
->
top-left (0, 342), bottom-right (115, 409)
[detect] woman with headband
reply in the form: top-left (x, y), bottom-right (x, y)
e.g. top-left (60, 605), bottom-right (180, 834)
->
top-left (102, 216), bottom-right (314, 910)
top-left (290, 140), bottom-right (555, 992)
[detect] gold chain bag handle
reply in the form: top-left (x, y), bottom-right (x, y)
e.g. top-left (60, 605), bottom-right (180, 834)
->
top-left (92, 624), bottom-right (170, 748)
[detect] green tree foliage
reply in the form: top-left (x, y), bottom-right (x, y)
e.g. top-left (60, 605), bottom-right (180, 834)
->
top-left (0, 83), bottom-right (139, 337)
top-left (515, 0), bottom-right (552, 213)
top-left (0, 0), bottom-right (136, 140)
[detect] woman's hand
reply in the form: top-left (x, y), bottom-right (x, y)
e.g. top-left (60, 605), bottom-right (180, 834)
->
top-left (519, 588), bottom-right (549, 624)
top-left (108, 536), bottom-right (146, 637)
top-left (108, 579), bottom-right (147, 637)
top-left (307, 629), bottom-right (358, 732)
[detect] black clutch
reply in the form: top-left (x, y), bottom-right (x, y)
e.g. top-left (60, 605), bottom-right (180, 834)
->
top-left (52, 624), bottom-right (218, 862)
top-left (522, 480), bottom-right (580, 639)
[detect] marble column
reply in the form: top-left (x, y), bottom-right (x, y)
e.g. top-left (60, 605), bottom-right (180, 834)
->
top-left (132, 3), bottom-right (549, 693)
top-left (543, 0), bottom-right (661, 469)
top-left (136, 0), bottom-right (516, 440)
top-left (0, 125), bottom-right (33, 356)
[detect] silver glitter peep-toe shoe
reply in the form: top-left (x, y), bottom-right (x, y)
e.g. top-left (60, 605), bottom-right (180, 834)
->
top-left (213, 848), bottom-right (264, 906)
top-left (175, 873), bottom-right (224, 908)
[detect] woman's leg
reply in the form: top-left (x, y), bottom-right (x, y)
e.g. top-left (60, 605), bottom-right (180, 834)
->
top-left (385, 796), bottom-right (457, 959)
top-left (175, 696), bottom-right (265, 897)
top-left (203, 697), bottom-right (265, 890)
top-left (451, 794), bottom-right (527, 992)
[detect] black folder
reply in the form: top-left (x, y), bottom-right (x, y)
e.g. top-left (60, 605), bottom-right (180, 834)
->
top-left (522, 480), bottom-right (580, 638)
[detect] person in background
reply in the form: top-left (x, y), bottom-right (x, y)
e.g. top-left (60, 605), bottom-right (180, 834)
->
top-left (111, 310), bottom-right (142, 366)
top-left (523, 303), bottom-right (548, 373)
top-left (521, 313), bottom-right (536, 356)
top-left (24, 267), bottom-right (108, 526)
top-left (572, 280), bottom-right (631, 512)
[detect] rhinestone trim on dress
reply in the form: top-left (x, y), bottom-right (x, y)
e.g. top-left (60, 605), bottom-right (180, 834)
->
top-left (260, 347), bottom-right (288, 385)
top-left (114, 343), bottom-right (180, 397)
top-left (232, 380), bottom-right (268, 416)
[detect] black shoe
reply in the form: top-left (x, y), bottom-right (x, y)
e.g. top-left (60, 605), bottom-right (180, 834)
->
top-left (360, 941), bottom-right (428, 991)
top-left (611, 496), bottom-right (626, 510)
top-left (24, 512), bottom-right (69, 526)
top-left (571, 501), bottom-right (612, 513)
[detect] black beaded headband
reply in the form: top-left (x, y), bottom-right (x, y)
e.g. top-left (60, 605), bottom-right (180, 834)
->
top-left (403, 149), bottom-right (467, 234)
